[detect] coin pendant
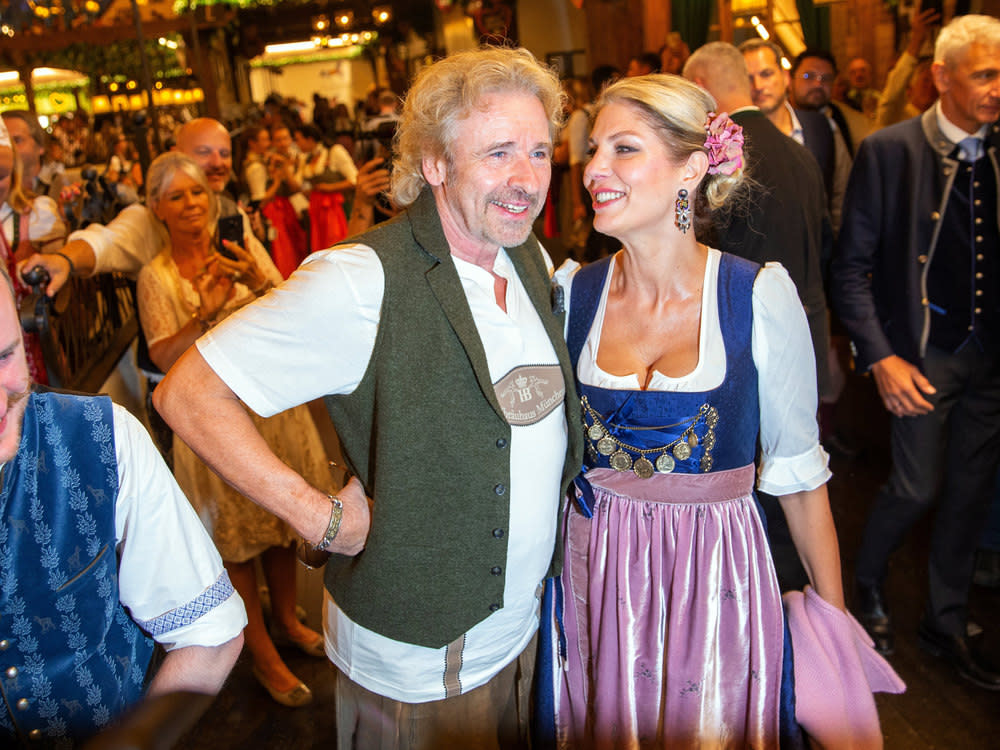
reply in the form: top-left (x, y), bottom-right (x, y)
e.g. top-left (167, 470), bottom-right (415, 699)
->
top-left (673, 441), bottom-right (692, 461)
top-left (633, 457), bottom-right (654, 479)
top-left (588, 423), bottom-right (606, 441)
top-left (687, 431), bottom-right (698, 448)
top-left (655, 453), bottom-right (675, 473)
top-left (609, 450), bottom-right (632, 472)
top-left (597, 437), bottom-right (617, 456)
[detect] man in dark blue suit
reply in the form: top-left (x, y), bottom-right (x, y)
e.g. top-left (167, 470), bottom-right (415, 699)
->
top-left (832, 14), bottom-right (1000, 691)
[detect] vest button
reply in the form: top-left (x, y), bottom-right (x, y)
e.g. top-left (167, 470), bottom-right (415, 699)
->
top-left (917, 254), bottom-right (928, 264)
top-left (977, 254), bottom-right (985, 261)
top-left (494, 483), bottom-right (506, 496)
top-left (943, 167), bottom-right (952, 176)
top-left (489, 603), bottom-right (500, 612)
top-left (930, 211), bottom-right (941, 221)
top-left (492, 528), bottom-right (504, 539)
top-left (975, 199), bottom-right (982, 206)
top-left (496, 438), bottom-right (507, 449)
top-left (976, 289), bottom-right (983, 297)
top-left (16, 698), bottom-right (28, 711)
top-left (974, 181), bottom-right (980, 188)
top-left (977, 272), bottom-right (984, 279)
top-left (969, 325), bottom-right (975, 331)
top-left (921, 297), bottom-right (929, 306)
top-left (29, 729), bottom-right (41, 740)
top-left (976, 307), bottom-right (983, 314)
top-left (976, 235), bottom-right (984, 243)
top-left (5, 666), bottom-right (17, 679)
top-left (0, 639), bottom-right (8, 651)
top-left (491, 566), bottom-right (502, 576)
top-left (975, 217), bottom-right (983, 225)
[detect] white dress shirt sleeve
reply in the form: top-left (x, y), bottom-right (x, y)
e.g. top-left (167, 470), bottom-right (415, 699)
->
top-left (327, 143), bottom-right (359, 184)
top-left (753, 263), bottom-right (831, 495)
top-left (198, 244), bottom-right (385, 417)
top-left (112, 404), bottom-right (247, 650)
top-left (69, 204), bottom-right (165, 277)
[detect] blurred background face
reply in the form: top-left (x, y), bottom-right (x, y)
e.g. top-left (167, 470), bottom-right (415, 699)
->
top-left (791, 57), bottom-right (836, 109)
top-left (3, 117), bottom-right (42, 180)
top-left (848, 58), bottom-right (872, 89)
top-left (251, 129), bottom-right (271, 154)
top-left (627, 58), bottom-right (654, 77)
top-left (744, 47), bottom-right (790, 115)
top-left (272, 128), bottom-right (293, 154)
top-left (294, 132), bottom-right (318, 154)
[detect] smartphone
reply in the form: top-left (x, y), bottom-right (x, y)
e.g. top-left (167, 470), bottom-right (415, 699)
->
top-left (216, 214), bottom-right (243, 260)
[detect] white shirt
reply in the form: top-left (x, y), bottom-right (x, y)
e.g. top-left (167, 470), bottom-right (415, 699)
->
top-left (0, 197), bottom-right (66, 255)
top-left (199, 243), bottom-right (568, 702)
top-left (70, 202), bottom-right (263, 278)
top-left (559, 249), bottom-right (830, 496)
top-left (0, 402), bottom-right (248, 650)
top-left (111, 404), bottom-right (247, 649)
top-left (785, 101), bottom-right (806, 146)
top-left (298, 143), bottom-right (359, 188)
top-left (936, 99), bottom-right (990, 148)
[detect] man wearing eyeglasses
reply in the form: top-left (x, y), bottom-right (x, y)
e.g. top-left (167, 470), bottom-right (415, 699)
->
top-left (790, 49), bottom-right (871, 232)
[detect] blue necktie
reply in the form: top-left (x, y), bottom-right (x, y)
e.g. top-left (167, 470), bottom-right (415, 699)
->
top-left (958, 136), bottom-right (984, 162)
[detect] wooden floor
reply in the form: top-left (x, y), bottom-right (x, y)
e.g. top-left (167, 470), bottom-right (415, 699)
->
top-left (172, 363), bottom-right (1000, 749)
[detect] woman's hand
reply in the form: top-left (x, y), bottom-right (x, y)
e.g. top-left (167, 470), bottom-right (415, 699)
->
top-left (194, 260), bottom-right (235, 324)
top-left (215, 240), bottom-right (270, 294)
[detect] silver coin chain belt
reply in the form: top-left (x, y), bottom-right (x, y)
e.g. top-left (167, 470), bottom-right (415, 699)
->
top-left (581, 395), bottom-right (719, 478)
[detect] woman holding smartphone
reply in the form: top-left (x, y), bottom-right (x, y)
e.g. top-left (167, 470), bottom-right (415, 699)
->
top-left (137, 152), bottom-right (332, 707)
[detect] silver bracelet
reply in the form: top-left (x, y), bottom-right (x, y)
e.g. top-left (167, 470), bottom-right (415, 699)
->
top-left (313, 494), bottom-right (343, 551)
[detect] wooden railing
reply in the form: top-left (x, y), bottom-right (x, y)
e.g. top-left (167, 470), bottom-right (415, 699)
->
top-left (33, 273), bottom-right (138, 394)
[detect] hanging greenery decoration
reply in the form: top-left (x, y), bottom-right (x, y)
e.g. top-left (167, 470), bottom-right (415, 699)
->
top-left (39, 35), bottom-right (188, 86)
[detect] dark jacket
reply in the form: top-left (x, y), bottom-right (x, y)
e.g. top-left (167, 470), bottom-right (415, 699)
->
top-left (716, 109), bottom-right (832, 312)
top-left (796, 106), bottom-right (836, 200)
top-left (831, 109), bottom-right (1000, 371)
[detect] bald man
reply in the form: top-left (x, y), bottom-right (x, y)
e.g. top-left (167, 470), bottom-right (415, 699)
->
top-left (19, 118), bottom-right (256, 296)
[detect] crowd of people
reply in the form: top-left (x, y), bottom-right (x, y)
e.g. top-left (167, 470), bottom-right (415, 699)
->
top-left (1, 5), bottom-right (999, 749)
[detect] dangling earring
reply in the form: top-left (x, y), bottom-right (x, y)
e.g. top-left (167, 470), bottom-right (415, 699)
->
top-left (674, 189), bottom-right (691, 234)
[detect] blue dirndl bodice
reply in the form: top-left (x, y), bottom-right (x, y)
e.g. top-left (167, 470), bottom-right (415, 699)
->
top-left (567, 252), bottom-right (762, 483)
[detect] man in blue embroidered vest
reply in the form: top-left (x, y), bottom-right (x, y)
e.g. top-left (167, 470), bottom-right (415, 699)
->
top-left (156, 46), bottom-right (583, 748)
top-left (0, 268), bottom-right (246, 746)
top-left (833, 14), bottom-right (1000, 690)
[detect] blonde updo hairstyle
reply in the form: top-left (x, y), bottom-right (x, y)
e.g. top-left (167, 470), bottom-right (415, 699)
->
top-left (391, 46), bottom-right (566, 208)
top-left (593, 74), bottom-right (745, 236)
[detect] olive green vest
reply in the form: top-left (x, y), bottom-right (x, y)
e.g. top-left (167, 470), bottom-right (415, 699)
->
top-left (323, 190), bottom-right (582, 649)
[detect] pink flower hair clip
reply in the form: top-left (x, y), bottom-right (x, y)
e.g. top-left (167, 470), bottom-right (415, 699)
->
top-left (704, 112), bottom-right (744, 176)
